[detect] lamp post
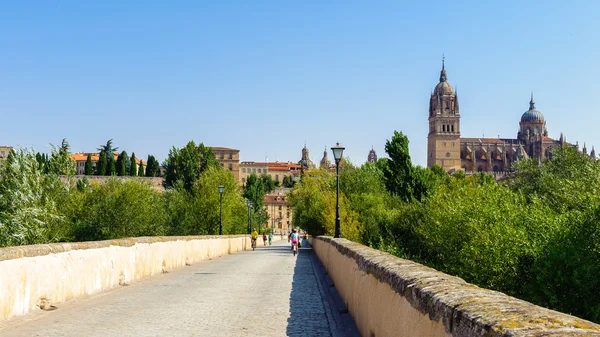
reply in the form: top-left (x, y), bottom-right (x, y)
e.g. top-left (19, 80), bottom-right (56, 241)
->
top-left (331, 142), bottom-right (345, 238)
top-left (247, 200), bottom-right (253, 234)
top-left (218, 185), bottom-right (224, 235)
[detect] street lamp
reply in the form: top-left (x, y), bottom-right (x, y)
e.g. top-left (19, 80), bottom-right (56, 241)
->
top-left (331, 142), bottom-right (345, 238)
top-left (218, 185), bottom-right (224, 235)
top-left (247, 200), bottom-right (253, 234)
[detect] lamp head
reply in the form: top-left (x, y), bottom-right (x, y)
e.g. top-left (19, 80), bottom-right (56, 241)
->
top-left (331, 142), bottom-right (345, 163)
top-left (218, 185), bottom-right (225, 194)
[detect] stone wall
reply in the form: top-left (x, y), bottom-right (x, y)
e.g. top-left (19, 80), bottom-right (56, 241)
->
top-left (0, 235), bottom-right (279, 321)
top-left (310, 236), bottom-right (600, 337)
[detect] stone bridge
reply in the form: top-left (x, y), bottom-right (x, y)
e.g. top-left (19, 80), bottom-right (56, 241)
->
top-left (1, 235), bottom-right (599, 337)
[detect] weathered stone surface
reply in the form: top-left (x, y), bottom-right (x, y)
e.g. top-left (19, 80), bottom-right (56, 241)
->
top-left (312, 236), bottom-right (600, 337)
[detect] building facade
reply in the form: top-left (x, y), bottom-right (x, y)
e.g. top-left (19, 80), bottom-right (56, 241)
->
top-left (367, 147), bottom-right (377, 163)
top-left (263, 190), bottom-right (293, 235)
top-left (210, 147), bottom-right (240, 181)
top-left (0, 146), bottom-right (13, 160)
top-left (427, 61), bottom-right (565, 173)
top-left (239, 161), bottom-right (268, 184)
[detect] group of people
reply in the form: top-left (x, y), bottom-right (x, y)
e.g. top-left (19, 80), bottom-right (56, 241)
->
top-left (249, 228), bottom-right (309, 254)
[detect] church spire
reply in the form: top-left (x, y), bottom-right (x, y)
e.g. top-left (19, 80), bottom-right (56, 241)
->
top-left (439, 55), bottom-right (447, 82)
top-left (529, 92), bottom-right (535, 110)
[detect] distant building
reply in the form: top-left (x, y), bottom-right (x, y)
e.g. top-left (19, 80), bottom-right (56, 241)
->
top-left (319, 147), bottom-right (331, 169)
top-left (427, 59), bottom-right (566, 173)
top-left (263, 190), bottom-right (293, 235)
top-left (367, 147), bottom-right (377, 163)
top-left (299, 144), bottom-right (315, 170)
top-left (240, 161), bottom-right (268, 184)
top-left (0, 146), bottom-right (13, 160)
top-left (71, 152), bottom-right (146, 175)
top-left (267, 161), bottom-right (301, 184)
top-left (210, 147), bottom-right (240, 181)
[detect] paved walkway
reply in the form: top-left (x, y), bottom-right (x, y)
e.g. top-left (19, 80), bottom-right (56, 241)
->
top-left (0, 241), bottom-right (358, 337)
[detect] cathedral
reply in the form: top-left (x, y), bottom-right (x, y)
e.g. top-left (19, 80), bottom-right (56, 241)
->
top-left (426, 60), bottom-right (586, 173)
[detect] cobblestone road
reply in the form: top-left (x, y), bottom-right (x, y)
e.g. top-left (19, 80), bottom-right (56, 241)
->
top-left (0, 241), bottom-right (355, 337)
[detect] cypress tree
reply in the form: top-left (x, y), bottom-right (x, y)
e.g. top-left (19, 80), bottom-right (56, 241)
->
top-left (138, 161), bottom-right (145, 177)
top-left (84, 154), bottom-right (93, 175)
top-left (129, 152), bottom-right (137, 176)
top-left (96, 151), bottom-right (107, 176)
top-left (116, 150), bottom-right (127, 176)
top-left (106, 153), bottom-right (116, 176)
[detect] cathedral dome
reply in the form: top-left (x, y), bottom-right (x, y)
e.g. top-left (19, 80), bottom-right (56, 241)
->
top-left (434, 81), bottom-right (454, 96)
top-left (521, 94), bottom-right (544, 122)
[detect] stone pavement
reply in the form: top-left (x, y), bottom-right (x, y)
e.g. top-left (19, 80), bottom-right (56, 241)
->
top-left (0, 240), bottom-right (358, 337)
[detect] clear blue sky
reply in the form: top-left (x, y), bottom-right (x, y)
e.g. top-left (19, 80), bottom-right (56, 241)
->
top-left (1, 1), bottom-right (599, 166)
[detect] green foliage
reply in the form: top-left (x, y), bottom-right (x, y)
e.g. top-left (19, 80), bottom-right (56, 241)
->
top-left (0, 148), bottom-right (69, 246)
top-left (163, 141), bottom-right (218, 191)
top-left (145, 155), bottom-right (160, 177)
top-left (138, 160), bottom-right (145, 177)
top-left (70, 179), bottom-right (167, 241)
top-left (383, 131), bottom-right (415, 201)
top-left (242, 173), bottom-right (269, 229)
top-left (106, 153), bottom-right (116, 176)
top-left (96, 151), bottom-right (107, 176)
top-left (84, 154), bottom-right (93, 175)
top-left (289, 169), bottom-right (360, 241)
top-left (48, 139), bottom-right (76, 176)
top-left (164, 167), bottom-right (247, 236)
top-left (282, 175), bottom-right (295, 188)
top-left (259, 174), bottom-right (276, 193)
top-left (129, 152), bottom-right (137, 176)
top-left (115, 150), bottom-right (128, 176)
top-left (97, 139), bottom-right (118, 155)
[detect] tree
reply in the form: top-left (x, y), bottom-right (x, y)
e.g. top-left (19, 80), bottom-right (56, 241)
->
top-left (129, 152), bottom-right (137, 176)
top-left (48, 138), bottom-right (76, 176)
top-left (96, 151), bottom-right (107, 176)
top-left (243, 173), bottom-right (270, 231)
top-left (259, 174), bottom-right (276, 193)
top-left (0, 148), bottom-right (68, 247)
top-left (97, 139), bottom-right (118, 156)
top-left (383, 131), bottom-right (416, 201)
top-left (84, 154), bottom-right (93, 175)
top-left (106, 153), bottom-right (116, 176)
top-left (282, 175), bottom-right (295, 188)
top-left (115, 150), bottom-right (128, 176)
top-left (163, 141), bottom-right (219, 191)
top-left (138, 160), bottom-right (145, 177)
top-left (146, 155), bottom-right (160, 177)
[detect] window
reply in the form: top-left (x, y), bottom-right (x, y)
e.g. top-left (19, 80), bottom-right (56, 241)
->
top-left (221, 163), bottom-right (224, 167)
top-left (242, 168), bottom-right (246, 173)
top-left (252, 168), bottom-right (256, 173)
top-left (1, 151), bottom-right (5, 157)
top-left (229, 153), bottom-right (233, 159)
top-left (275, 175), bottom-right (279, 181)
top-left (228, 164), bottom-right (232, 170)
top-left (279, 212), bottom-right (282, 218)
top-left (451, 125), bottom-right (454, 132)
top-left (220, 154), bottom-right (224, 159)
top-left (278, 205), bottom-right (282, 210)
top-left (258, 169), bottom-right (261, 173)
top-left (442, 125), bottom-right (446, 132)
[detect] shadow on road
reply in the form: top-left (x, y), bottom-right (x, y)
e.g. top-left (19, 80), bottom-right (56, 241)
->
top-left (285, 243), bottom-right (359, 337)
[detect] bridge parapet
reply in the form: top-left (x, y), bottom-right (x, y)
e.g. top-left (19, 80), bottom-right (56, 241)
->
top-left (311, 236), bottom-right (600, 337)
top-left (0, 235), bottom-right (277, 321)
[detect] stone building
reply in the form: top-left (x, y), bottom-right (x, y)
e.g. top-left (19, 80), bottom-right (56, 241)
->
top-left (263, 190), bottom-right (293, 235)
top-left (0, 146), bottom-right (13, 160)
top-left (367, 147), bottom-right (377, 163)
top-left (427, 60), bottom-right (565, 173)
top-left (239, 161), bottom-right (268, 184)
top-left (299, 144), bottom-right (315, 170)
top-left (210, 147), bottom-right (240, 181)
top-left (320, 147), bottom-right (331, 169)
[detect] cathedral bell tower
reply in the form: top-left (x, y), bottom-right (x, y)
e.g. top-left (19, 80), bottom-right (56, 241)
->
top-left (427, 58), bottom-right (461, 171)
